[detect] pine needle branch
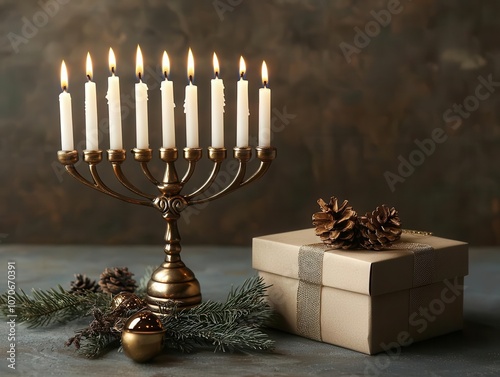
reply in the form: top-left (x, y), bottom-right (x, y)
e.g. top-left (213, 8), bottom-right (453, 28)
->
top-left (0, 286), bottom-right (112, 328)
top-left (159, 276), bottom-right (275, 353)
top-left (78, 332), bottom-right (121, 359)
top-left (1, 273), bottom-right (275, 358)
top-left (66, 307), bottom-right (124, 358)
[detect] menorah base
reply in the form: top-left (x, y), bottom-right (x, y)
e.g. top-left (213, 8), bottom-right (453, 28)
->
top-left (146, 260), bottom-right (202, 313)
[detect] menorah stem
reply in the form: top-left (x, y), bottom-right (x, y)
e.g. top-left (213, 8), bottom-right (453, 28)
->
top-left (146, 216), bottom-right (202, 312)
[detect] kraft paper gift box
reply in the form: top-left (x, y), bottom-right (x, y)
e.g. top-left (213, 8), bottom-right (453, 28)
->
top-left (252, 229), bottom-right (468, 355)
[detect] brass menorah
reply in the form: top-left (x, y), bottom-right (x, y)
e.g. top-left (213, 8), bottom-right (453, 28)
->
top-left (57, 145), bottom-right (276, 314)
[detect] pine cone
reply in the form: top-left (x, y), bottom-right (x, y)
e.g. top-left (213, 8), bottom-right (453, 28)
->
top-left (69, 274), bottom-right (101, 294)
top-left (358, 205), bottom-right (402, 250)
top-left (99, 267), bottom-right (137, 295)
top-left (312, 197), bottom-right (358, 249)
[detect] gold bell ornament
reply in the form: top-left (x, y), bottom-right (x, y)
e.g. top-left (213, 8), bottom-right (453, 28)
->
top-left (122, 310), bottom-right (166, 363)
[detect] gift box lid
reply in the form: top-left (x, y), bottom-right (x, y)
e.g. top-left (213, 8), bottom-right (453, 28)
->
top-left (252, 228), bottom-right (468, 296)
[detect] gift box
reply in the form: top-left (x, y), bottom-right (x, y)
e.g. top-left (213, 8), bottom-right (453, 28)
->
top-left (252, 228), bottom-right (468, 355)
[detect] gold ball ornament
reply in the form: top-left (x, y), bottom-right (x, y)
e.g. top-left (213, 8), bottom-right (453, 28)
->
top-left (111, 292), bottom-right (146, 312)
top-left (122, 311), bottom-right (166, 363)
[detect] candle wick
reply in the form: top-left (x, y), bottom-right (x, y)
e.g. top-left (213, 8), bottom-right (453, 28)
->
top-left (164, 71), bottom-right (168, 79)
top-left (263, 80), bottom-right (268, 88)
top-left (240, 72), bottom-right (244, 79)
top-left (189, 75), bottom-right (193, 83)
top-left (86, 74), bottom-right (91, 81)
top-left (62, 86), bottom-right (67, 92)
top-left (111, 66), bottom-right (115, 75)
top-left (138, 72), bottom-right (142, 81)
top-left (215, 71), bottom-right (219, 79)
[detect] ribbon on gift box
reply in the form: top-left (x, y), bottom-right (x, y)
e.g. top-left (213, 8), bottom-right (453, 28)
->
top-left (296, 241), bottom-right (435, 341)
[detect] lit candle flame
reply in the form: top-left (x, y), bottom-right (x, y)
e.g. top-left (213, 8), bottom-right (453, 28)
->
top-left (187, 48), bottom-right (194, 83)
top-left (61, 60), bottom-right (68, 91)
top-left (239, 56), bottom-right (246, 78)
top-left (109, 47), bottom-right (117, 75)
top-left (136, 45), bottom-right (144, 81)
top-left (261, 61), bottom-right (268, 87)
top-left (213, 52), bottom-right (219, 78)
top-left (162, 51), bottom-right (170, 79)
top-left (86, 52), bottom-right (93, 81)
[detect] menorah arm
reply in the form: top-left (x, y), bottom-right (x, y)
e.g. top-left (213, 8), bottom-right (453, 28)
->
top-left (240, 146), bottom-right (276, 187)
top-left (57, 150), bottom-right (153, 207)
top-left (64, 164), bottom-right (102, 191)
top-left (187, 146), bottom-right (276, 205)
top-left (139, 162), bottom-right (160, 186)
top-left (88, 163), bottom-right (153, 207)
top-left (180, 148), bottom-right (202, 184)
top-left (188, 147), bottom-right (249, 205)
top-left (58, 151), bottom-right (104, 193)
top-left (185, 147), bottom-right (226, 200)
top-left (239, 160), bottom-right (272, 187)
top-left (128, 148), bottom-right (162, 186)
top-left (102, 149), bottom-right (155, 200)
top-left (112, 163), bottom-right (156, 200)
top-left (185, 163), bottom-right (221, 200)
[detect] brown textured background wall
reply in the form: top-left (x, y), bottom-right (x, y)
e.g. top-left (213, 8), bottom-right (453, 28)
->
top-left (0, 0), bottom-right (499, 247)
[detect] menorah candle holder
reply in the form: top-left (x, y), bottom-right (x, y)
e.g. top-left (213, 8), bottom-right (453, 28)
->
top-left (57, 145), bottom-right (276, 314)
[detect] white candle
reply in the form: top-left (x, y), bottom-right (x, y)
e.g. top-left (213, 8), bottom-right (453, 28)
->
top-left (211, 53), bottom-right (225, 148)
top-left (135, 45), bottom-right (149, 149)
top-left (59, 60), bottom-right (74, 151)
top-left (184, 48), bottom-right (199, 148)
top-left (259, 61), bottom-right (271, 147)
top-left (236, 56), bottom-right (249, 147)
top-left (161, 51), bottom-right (176, 149)
top-left (106, 48), bottom-right (123, 150)
top-left (85, 53), bottom-right (98, 151)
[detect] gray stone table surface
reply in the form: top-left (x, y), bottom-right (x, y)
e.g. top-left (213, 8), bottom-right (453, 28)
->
top-left (0, 245), bottom-right (499, 377)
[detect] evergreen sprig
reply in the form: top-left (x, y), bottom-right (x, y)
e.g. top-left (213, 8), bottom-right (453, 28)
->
top-left (66, 307), bottom-right (124, 358)
top-left (0, 286), bottom-right (111, 328)
top-left (0, 271), bottom-right (275, 359)
top-left (79, 332), bottom-right (121, 359)
top-left (160, 275), bottom-right (275, 353)
top-left (74, 276), bottom-right (275, 357)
